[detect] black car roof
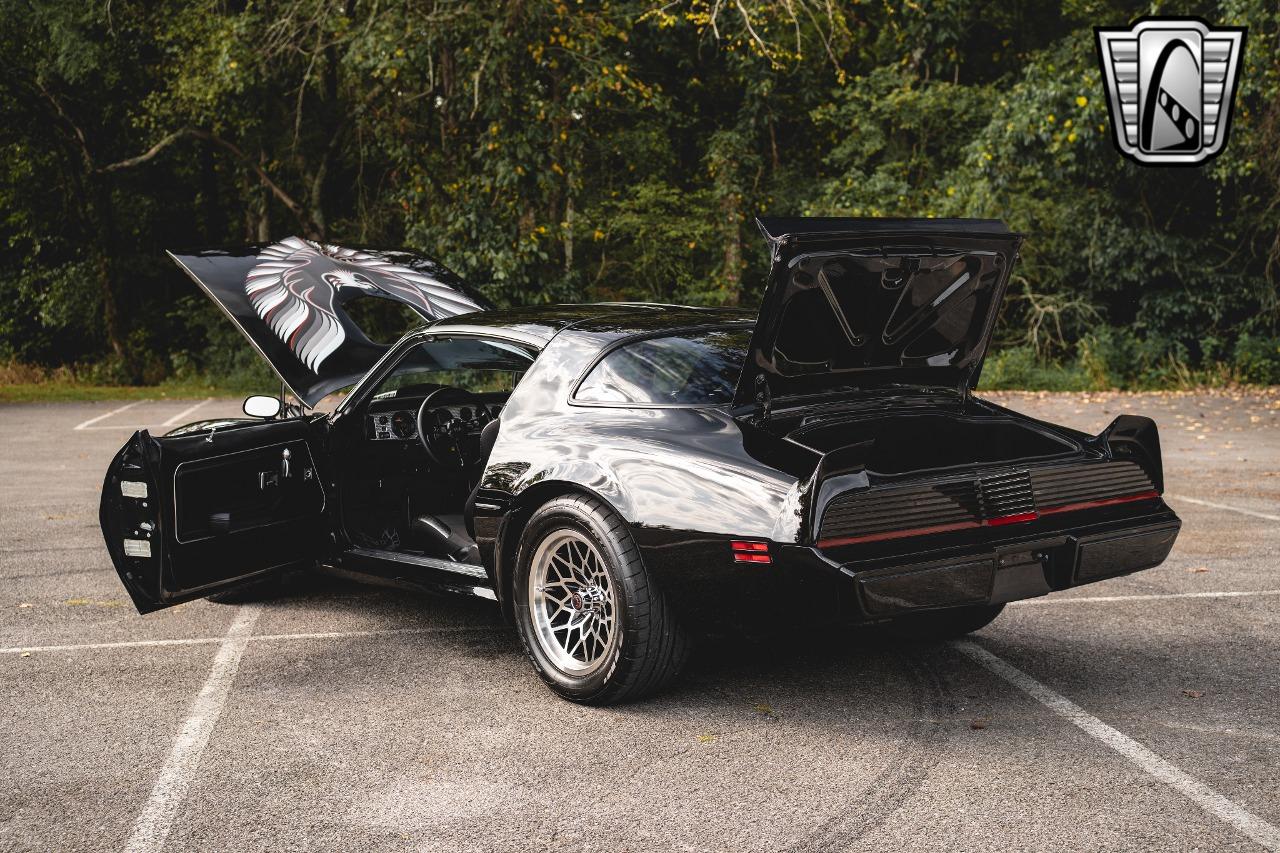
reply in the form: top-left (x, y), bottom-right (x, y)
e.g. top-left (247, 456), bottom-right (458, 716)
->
top-left (422, 303), bottom-right (754, 345)
top-left (756, 216), bottom-right (1012, 244)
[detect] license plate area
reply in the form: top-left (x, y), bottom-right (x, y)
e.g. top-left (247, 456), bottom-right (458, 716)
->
top-left (992, 547), bottom-right (1052, 603)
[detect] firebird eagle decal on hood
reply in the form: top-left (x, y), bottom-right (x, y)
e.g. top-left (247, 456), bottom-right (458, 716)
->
top-left (169, 241), bottom-right (492, 407)
top-left (245, 237), bottom-right (485, 372)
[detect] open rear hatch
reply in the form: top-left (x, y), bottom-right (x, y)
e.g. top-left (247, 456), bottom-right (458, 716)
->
top-left (169, 237), bottom-right (491, 407)
top-left (734, 217), bottom-right (1022, 404)
top-left (731, 217), bottom-right (1165, 548)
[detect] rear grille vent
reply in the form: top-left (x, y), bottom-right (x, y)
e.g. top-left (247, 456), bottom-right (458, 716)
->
top-left (1031, 460), bottom-right (1154, 508)
top-left (976, 469), bottom-right (1035, 518)
top-left (819, 480), bottom-right (981, 543)
top-left (818, 459), bottom-right (1157, 546)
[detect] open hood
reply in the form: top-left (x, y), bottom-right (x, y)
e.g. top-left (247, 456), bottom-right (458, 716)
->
top-left (735, 217), bottom-right (1022, 405)
top-left (170, 237), bottom-right (492, 407)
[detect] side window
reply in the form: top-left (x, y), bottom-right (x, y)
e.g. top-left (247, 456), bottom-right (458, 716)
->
top-left (575, 327), bottom-right (752, 406)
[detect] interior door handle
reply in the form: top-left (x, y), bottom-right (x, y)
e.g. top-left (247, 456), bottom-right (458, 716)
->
top-left (258, 448), bottom-right (293, 489)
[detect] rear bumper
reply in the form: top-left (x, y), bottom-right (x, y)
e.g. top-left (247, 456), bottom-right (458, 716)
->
top-left (802, 507), bottom-right (1180, 620)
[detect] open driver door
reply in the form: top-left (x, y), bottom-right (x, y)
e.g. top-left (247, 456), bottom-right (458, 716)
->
top-left (100, 417), bottom-right (329, 613)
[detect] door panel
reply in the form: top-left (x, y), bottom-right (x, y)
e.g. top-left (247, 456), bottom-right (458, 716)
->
top-left (173, 440), bottom-right (322, 543)
top-left (101, 417), bottom-right (329, 613)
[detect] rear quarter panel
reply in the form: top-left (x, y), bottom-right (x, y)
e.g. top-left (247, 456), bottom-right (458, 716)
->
top-left (472, 328), bottom-right (820, 611)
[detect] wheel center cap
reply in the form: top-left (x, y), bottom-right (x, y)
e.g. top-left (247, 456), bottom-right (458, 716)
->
top-left (572, 587), bottom-right (605, 614)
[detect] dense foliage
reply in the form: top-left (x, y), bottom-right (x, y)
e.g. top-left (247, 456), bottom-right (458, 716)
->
top-left (2, 0), bottom-right (1278, 390)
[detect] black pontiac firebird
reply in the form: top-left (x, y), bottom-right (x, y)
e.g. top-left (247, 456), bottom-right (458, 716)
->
top-left (100, 219), bottom-right (1181, 704)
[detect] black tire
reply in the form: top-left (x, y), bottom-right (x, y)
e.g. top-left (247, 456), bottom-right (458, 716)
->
top-left (206, 572), bottom-right (284, 604)
top-left (876, 603), bottom-right (1005, 641)
top-left (512, 494), bottom-right (689, 704)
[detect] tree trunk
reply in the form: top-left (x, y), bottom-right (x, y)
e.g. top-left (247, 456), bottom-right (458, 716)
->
top-left (198, 138), bottom-right (222, 241)
top-left (93, 246), bottom-right (125, 361)
top-left (564, 194), bottom-right (574, 273)
top-left (720, 191), bottom-right (742, 306)
top-left (257, 186), bottom-right (272, 243)
top-left (87, 174), bottom-right (127, 363)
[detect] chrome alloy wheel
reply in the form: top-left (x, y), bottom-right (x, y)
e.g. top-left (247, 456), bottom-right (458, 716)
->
top-left (528, 529), bottom-right (619, 675)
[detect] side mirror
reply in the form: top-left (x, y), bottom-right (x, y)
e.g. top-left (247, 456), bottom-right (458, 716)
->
top-left (243, 395), bottom-right (282, 419)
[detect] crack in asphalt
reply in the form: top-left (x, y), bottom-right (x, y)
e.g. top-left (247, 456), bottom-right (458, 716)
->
top-left (784, 650), bottom-right (954, 852)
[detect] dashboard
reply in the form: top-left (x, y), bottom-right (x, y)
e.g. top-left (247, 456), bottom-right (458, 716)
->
top-left (368, 402), bottom-right (500, 442)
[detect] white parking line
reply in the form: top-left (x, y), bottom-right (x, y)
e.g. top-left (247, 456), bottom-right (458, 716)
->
top-left (1012, 589), bottom-right (1280, 606)
top-left (72, 400), bottom-right (146, 431)
top-left (953, 640), bottom-right (1280, 850)
top-left (161, 397), bottom-right (213, 426)
top-left (1165, 494), bottom-right (1280, 523)
top-left (0, 637), bottom-right (224, 655)
top-left (0, 624), bottom-right (502, 655)
top-left (123, 606), bottom-right (261, 853)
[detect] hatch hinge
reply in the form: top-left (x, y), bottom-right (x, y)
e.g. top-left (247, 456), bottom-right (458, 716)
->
top-left (958, 363), bottom-right (977, 409)
top-left (753, 374), bottom-right (773, 425)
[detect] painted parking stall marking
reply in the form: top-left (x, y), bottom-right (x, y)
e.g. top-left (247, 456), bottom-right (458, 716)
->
top-left (1010, 588), bottom-right (1280, 607)
top-left (6, 588), bottom-right (1280, 656)
top-left (0, 624), bottom-right (505, 656)
top-left (70, 398), bottom-right (241, 432)
top-left (953, 640), bottom-right (1280, 850)
top-left (1165, 493), bottom-right (1280, 523)
top-left (72, 400), bottom-right (147, 431)
top-left (161, 396), bottom-right (214, 426)
top-left (123, 605), bottom-right (262, 853)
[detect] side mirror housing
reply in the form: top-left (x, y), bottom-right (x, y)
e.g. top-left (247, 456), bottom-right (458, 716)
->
top-left (243, 394), bottom-right (282, 419)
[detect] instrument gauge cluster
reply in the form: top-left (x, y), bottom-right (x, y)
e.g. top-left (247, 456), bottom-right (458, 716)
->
top-left (390, 410), bottom-right (416, 439)
top-left (369, 402), bottom-right (497, 441)
top-left (370, 410), bottom-right (418, 441)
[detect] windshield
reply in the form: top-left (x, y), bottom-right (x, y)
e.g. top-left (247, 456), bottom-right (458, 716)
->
top-left (575, 326), bottom-right (752, 405)
top-left (372, 337), bottom-right (536, 398)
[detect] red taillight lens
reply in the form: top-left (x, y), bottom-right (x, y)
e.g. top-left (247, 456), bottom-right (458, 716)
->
top-left (730, 540), bottom-right (771, 563)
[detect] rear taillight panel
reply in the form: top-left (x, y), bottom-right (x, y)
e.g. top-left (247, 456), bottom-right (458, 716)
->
top-left (816, 460), bottom-right (1158, 549)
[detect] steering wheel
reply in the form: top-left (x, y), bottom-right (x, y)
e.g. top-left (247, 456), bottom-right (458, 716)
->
top-left (416, 387), bottom-right (489, 469)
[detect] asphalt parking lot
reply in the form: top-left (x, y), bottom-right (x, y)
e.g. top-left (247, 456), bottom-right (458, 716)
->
top-left (1, 390), bottom-right (1278, 852)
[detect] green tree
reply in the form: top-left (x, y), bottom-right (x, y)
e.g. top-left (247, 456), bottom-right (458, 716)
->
top-left (1, 0), bottom-right (1276, 387)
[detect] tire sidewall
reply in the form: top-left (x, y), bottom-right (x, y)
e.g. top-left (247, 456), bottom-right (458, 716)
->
top-left (513, 498), bottom-right (632, 702)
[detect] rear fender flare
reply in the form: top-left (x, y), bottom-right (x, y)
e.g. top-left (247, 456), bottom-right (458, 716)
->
top-left (493, 471), bottom-right (635, 620)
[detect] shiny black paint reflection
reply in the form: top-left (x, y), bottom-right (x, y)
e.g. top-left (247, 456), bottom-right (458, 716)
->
top-left (108, 302), bottom-right (1181, 625)
top-left (462, 310), bottom-right (1181, 621)
top-left (477, 327), bottom-right (814, 538)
